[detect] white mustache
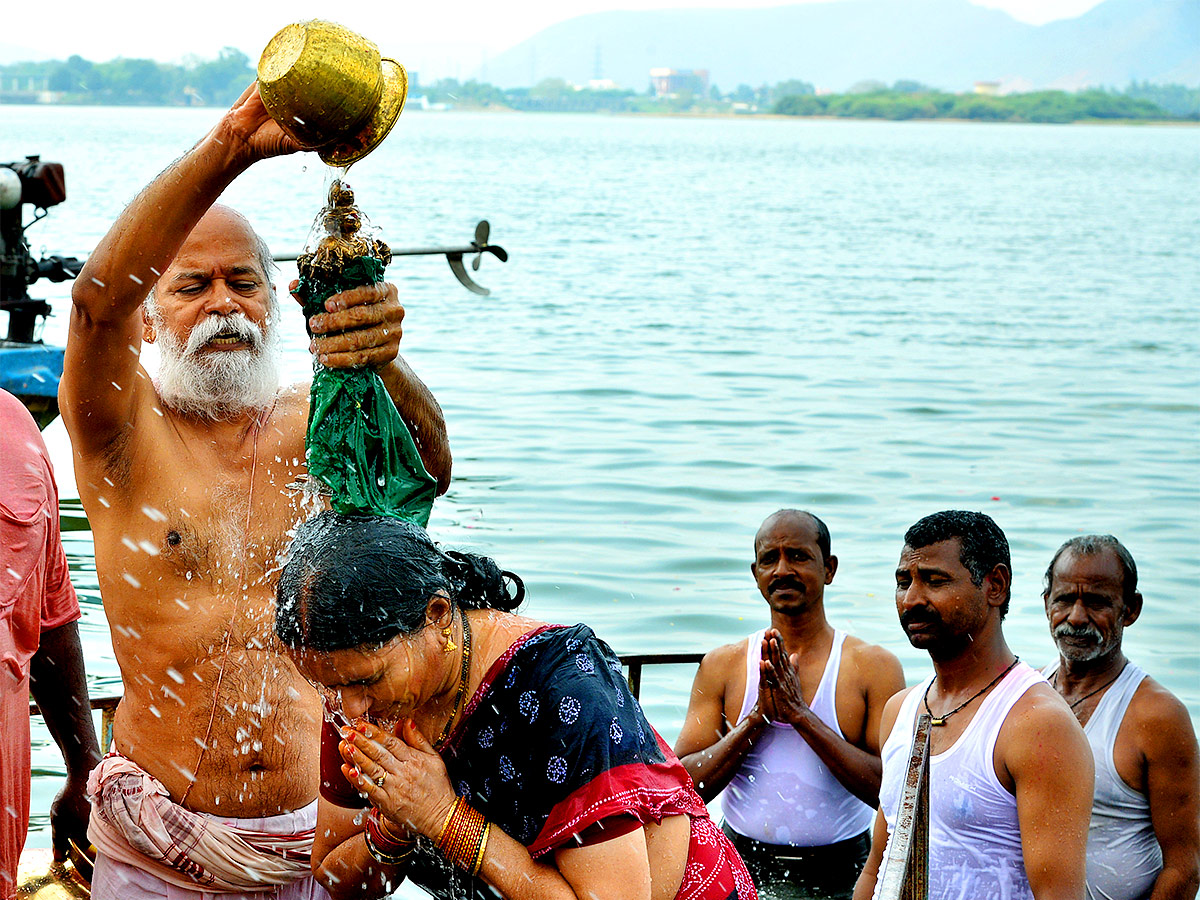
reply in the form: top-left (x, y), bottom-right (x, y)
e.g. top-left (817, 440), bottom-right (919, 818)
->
top-left (1053, 622), bottom-right (1102, 643)
top-left (185, 312), bottom-right (263, 355)
top-left (155, 308), bottom-right (279, 419)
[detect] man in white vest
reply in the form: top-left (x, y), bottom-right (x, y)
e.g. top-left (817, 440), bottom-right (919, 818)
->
top-left (854, 510), bottom-right (1093, 900)
top-left (1043, 535), bottom-right (1199, 900)
top-left (676, 509), bottom-right (906, 899)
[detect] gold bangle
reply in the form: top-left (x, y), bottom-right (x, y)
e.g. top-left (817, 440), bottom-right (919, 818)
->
top-left (436, 795), bottom-right (490, 873)
top-left (364, 825), bottom-right (413, 867)
top-left (470, 821), bottom-right (490, 876)
top-left (437, 796), bottom-right (464, 849)
top-left (367, 807), bottom-right (414, 854)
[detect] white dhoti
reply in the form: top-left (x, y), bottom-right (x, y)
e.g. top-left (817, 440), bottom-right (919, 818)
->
top-left (88, 753), bottom-right (327, 899)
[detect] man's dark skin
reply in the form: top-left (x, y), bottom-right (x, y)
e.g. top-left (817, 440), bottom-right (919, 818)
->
top-left (675, 510), bottom-right (904, 807)
top-left (60, 83), bottom-right (451, 826)
top-left (853, 532), bottom-right (1092, 900)
top-left (29, 621), bottom-right (102, 860)
top-left (1045, 543), bottom-right (1200, 900)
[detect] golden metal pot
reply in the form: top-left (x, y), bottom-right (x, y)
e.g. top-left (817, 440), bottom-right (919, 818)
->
top-left (258, 20), bottom-right (407, 166)
top-left (15, 849), bottom-right (90, 899)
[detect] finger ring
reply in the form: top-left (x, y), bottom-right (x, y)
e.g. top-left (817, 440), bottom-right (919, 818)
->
top-left (374, 774), bottom-right (387, 787)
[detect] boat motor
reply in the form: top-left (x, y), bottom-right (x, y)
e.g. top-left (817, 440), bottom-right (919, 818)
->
top-left (0, 156), bottom-right (83, 344)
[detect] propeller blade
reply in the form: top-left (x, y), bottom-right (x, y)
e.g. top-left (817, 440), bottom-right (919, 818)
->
top-left (446, 253), bottom-right (490, 296)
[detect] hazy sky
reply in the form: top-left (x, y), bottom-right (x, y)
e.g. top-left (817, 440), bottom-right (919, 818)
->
top-left (4, 0), bottom-right (1107, 81)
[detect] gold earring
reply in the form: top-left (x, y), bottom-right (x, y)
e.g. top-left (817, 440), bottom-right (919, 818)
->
top-left (442, 622), bottom-right (456, 653)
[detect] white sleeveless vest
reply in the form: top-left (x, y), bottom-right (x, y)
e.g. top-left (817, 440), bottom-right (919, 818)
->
top-left (1045, 661), bottom-right (1160, 900)
top-left (722, 628), bottom-right (874, 846)
top-left (875, 661), bottom-right (1045, 900)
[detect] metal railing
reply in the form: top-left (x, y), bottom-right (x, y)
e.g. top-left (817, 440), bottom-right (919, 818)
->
top-left (619, 651), bottom-right (705, 699)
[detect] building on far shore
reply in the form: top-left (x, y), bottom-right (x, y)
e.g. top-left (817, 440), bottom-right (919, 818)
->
top-left (974, 80), bottom-right (1001, 95)
top-left (0, 75), bottom-right (61, 104)
top-left (650, 68), bottom-right (709, 98)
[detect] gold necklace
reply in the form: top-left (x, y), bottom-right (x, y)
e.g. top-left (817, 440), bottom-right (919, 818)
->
top-left (433, 612), bottom-right (472, 752)
top-left (923, 656), bottom-right (1020, 727)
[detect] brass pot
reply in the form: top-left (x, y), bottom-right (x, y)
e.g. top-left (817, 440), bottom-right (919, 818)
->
top-left (258, 20), bottom-right (407, 166)
top-left (16, 849), bottom-right (90, 899)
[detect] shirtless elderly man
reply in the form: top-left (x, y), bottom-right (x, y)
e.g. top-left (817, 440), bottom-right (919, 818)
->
top-left (60, 85), bottom-right (450, 898)
top-left (675, 509), bottom-right (905, 900)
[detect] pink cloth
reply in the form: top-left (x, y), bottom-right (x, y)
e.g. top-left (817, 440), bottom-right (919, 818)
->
top-left (88, 754), bottom-right (315, 893)
top-left (0, 390), bottom-right (81, 899)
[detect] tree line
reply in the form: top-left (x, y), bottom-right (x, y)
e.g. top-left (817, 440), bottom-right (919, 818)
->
top-left (0, 49), bottom-right (255, 107)
top-left (773, 83), bottom-right (1196, 123)
top-left (1, 51), bottom-right (1196, 123)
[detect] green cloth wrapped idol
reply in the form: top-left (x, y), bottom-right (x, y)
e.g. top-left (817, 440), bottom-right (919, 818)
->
top-left (296, 182), bottom-right (436, 526)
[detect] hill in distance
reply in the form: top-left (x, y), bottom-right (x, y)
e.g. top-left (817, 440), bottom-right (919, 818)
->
top-left (476, 0), bottom-right (1199, 92)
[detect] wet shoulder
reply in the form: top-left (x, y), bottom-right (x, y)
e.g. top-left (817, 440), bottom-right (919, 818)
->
top-left (997, 680), bottom-right (1087, 767)
top-left (879, 684), bottom-right (918, 744)
top-left (699, 636), bottom-right (750, 680)
top-left (840, 633), bottom-right (905, 691)
top-left (1123, 674), bottom-right (1196, 752)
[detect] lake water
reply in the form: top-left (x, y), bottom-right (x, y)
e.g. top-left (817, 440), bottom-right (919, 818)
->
top-left (5, 106), bottom-right (1198, 861)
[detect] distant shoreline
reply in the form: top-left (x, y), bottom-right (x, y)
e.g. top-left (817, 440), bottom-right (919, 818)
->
top-left (2, 101), bottom-right (1194, 127)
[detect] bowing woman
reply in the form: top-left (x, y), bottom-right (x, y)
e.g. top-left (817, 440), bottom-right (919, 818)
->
top-left (274, 511), bottom-right (756, 900)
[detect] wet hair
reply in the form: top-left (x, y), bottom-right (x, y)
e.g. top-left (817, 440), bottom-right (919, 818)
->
top-left (275, 511), bottom-right (525, 652)
top-left (903, 510), bottom-right (1012, 616)
top-left (759, 509), bottom-right (832, 563)
top-left (1043, 534), bottom-right (1138, 606)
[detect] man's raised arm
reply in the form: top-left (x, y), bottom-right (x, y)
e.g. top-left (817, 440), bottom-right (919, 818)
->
top-left (60, 83), bottom-right (299, 454)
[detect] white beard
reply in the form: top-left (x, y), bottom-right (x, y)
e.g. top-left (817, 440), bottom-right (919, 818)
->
top-left (153, 308), bottom-right (281, 420)
top-left (1053, 621), bottom-right (1121, 663)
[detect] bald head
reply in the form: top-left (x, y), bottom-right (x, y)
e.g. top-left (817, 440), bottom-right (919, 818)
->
top-left (753, 511), bottom-right (830, 561)
top-left (755, 509), bottom-right (831, 564)
top-left (148, 205), bottom-right (277, 307)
